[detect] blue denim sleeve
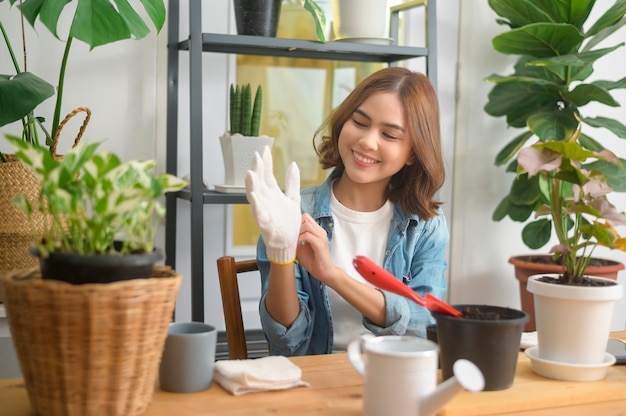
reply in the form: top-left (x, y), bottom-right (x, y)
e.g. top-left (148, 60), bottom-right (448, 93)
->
top-left (362, 212), bottom-right (449, 338)
top-left (256, 238), bottom-right (315, 355)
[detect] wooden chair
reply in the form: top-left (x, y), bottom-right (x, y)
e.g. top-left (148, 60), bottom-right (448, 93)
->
top-left (216, 256), bottom-right (260, 360)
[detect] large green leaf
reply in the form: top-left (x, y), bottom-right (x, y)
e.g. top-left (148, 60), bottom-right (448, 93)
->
top-left (492, 23), bottom-right (584, 57)
top-left (522, 218), bottom-right (553, 249)
top-left (584, 116), bottom-right (626, 138)
top-left (0, 72), bottom-right (54, 126)
top-left (510, 173), bottom-right (541, 206)
top-left (488, 0), bottom-right (558, 28)
top-left (527, 108), bottom-right (579, 142)
top-left (494, 130), bottom-right (534, 166)
top-left (585, 0), bottom-right (626, 38)
top-left (485, 81), bottom-right (560, 124)
top-left (584, 158), bottom-right (626, 191)
top-left (17, 0), bottom-right (165, 49)
top-left (566, 83), bottom-right (620, 106)
top-left (556, 0), bottom-right (595, 29)
top-left (493, 195), bottom-right (536, 222)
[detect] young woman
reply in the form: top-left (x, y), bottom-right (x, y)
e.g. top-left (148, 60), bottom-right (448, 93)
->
top-left (245, 67), bottom-right (449, 356)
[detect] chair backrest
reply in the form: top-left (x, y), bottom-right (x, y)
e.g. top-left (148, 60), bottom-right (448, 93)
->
top-left (216, 256), bottom-right (260, 360)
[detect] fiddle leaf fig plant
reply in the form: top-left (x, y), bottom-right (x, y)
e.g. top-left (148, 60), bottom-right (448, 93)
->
top-left (0, 0), bottom-right (165, 157)
top-left (485, 0), bottom-right (626, 276)
top-left (8, 137), bottom-right (188, 257)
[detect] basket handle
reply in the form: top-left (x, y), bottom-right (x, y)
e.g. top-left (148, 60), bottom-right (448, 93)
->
top-left (51, 107), bottom-right (91, 158)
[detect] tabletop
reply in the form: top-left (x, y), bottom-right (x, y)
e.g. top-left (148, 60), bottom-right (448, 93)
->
top-left (1, 332), bottom-right (626, 415)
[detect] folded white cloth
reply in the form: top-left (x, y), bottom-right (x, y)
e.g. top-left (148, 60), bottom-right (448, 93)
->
top-left (520, 331), bottom-right (538, 350)
top-left (214, 355), bottom-right (310, 396)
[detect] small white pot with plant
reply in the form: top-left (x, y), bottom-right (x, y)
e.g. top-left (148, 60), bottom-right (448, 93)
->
top-left (218, 83), bottom-right (274, 191)
top-left (517, 130), bottom-right (626, 380)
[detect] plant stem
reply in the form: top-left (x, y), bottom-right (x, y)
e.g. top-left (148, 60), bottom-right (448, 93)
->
top-left (51, 36), bottom-right (73, 145)
top-left (0, 19), bottom-right (21, 73)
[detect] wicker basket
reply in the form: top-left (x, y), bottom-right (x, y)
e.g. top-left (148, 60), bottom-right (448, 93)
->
top-left (1, 266), bottom-right (181, 416)
top-left (0, 108), bottom-right (91, 296)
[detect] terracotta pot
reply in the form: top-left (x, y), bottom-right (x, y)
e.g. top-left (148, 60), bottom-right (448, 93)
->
top-left (509, 255), bottom-right (624, 332)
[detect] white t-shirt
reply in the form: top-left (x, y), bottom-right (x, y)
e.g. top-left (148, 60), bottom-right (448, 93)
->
top-left (328, 186), bottom-right (393, 351)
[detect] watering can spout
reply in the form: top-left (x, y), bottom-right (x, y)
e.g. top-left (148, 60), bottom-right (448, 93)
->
top-left (418, 359), bottom-right (484, 416)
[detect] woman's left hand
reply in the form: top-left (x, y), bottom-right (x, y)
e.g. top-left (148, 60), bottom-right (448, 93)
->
top-left (296, 213), bottom-right (340, 285)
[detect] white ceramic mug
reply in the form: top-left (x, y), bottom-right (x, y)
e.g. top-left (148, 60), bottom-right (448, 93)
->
top-left (159, 322), bottom-right (217, 393)
top-left (348, 334), bottom-right (439, 416)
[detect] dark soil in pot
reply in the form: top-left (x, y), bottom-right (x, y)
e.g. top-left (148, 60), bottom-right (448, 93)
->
top-left (432, 304), bottom-right (529, 391)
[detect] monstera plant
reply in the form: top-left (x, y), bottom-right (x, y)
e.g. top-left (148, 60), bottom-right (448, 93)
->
top-left (0, 0), bottom-right (166, 156)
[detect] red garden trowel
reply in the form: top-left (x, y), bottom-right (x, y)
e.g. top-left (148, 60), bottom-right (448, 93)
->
top-left (353, 255), bottom-right (462, 318)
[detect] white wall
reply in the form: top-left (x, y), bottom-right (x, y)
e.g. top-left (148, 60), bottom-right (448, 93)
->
top-left (453, 0), bottom-right (626, 331)
top-left (2, 0), bottom-right (625, 333)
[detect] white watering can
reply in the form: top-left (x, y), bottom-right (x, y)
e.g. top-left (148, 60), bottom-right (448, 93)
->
top-left (348, 334), bottom-right (484, 416)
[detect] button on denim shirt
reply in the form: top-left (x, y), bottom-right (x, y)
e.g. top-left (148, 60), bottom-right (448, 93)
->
top-left (256, 169), bottom-right (449, 356)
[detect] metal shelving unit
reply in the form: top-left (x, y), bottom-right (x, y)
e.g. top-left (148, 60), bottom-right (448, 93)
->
top-left (165, 0), bottom-right (437, 322)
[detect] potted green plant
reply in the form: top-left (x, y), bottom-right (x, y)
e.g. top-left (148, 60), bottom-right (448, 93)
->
top-left (218, 83), bottom-right (274, 192)
top-left (2, 137), bottom-right (187, 416)
top-left (7, 137), bottom-right (187, 283)
top-left (485, 0), bottom-right (626, 380)
top-left (484, 0), bottom-right (626, 331)
top-left (233, 0), bottom-right (327, 42)
top-left (0, 0), bottom-right (167, 284)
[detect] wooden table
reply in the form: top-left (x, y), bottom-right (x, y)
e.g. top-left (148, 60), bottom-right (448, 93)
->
top-left (2, 333), bottom-right (626, 415)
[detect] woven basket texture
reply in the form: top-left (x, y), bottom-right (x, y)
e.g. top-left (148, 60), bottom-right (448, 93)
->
top-left (0, 157), bottom-right (47, 282)
top-left (1, 266), bottom-right (181, 416)
top-left (0, 107), bottom-right (90, 285)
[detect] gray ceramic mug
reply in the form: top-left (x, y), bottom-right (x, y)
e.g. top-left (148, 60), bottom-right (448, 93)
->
top-left (159, 322), bottom-right (217, 393)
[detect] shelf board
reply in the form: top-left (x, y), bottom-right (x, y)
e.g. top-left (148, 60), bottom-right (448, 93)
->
top-left (173, 33), bottom-right (428, 63)
top-left (177, 188), bottom-right (248, 204)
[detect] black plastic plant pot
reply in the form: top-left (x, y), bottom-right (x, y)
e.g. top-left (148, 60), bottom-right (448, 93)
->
top-left (432, 304), bottom-right (529, 391)
top-left (31, 242), bottom-right (163, 284)
top-left (233, 0), bottom-right (282, 37)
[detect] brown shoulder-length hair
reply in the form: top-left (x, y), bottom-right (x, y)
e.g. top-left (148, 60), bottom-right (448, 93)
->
top-left (314, 67), bottom-right (445, 220)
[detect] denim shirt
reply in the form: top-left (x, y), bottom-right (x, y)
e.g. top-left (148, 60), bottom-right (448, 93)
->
top-left (256, 169), bottom-right (449, 356)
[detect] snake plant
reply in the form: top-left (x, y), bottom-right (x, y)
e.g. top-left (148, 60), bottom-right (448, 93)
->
top-left (229, 83), bottom-right (263, 137)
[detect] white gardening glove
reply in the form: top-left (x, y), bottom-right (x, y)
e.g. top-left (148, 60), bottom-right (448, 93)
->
top-left (245, 146), bottom-right (301, 264)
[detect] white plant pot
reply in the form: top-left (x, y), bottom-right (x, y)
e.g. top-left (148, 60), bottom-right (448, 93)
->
top-left (527, 274), bottom-right (623, 365)
top-left (331, 0), bottom-right (388, 40)
top-left (219, 134), bottom-right (274, 187)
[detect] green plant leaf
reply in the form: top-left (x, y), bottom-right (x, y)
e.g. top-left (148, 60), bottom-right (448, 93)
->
top-left (492, 23), bottom-right (584, 57)
top-left (302, 0), bottom-right (326, 43)
top-left (522, 218), bottom-right (552, 249)
top-left (584, 116), bottom-right (626, 138)
top-left (485, 81), bottom-right (560, 126)
top-left (0, 72), bottom-right (54, 126)
top-left (566, 83), bottom-right (619, 106)
top-left (494, 130), bottom-right (534, 166)
top-left (17, 0), bottom-right (165, 49)
top-left (493, 194), bottom-right (537, 222)
top-left (487, 0), bottom-right (558, 28)
top-left (509, 173), bottom-right (541, 206)
top-left (585, 158), bottom-right (626, 192)
top-left (585, 0), bottom-right (626, 38)
top-left (527, 107), bottom-right (579, 142)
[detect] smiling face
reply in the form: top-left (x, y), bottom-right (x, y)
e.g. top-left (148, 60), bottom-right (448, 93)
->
top-left (338, 92), bottom-right (415, 190)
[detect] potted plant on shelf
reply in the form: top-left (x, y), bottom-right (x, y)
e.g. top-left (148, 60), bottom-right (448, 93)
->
top-left (1, 138), bottom-right (188, 416)
top-left (233, 0), bottom-right (327, 42)
top-left (218, 83), bottom-right (275, 192)
top-left (484, 0), bottom-right (626, 331)
top-left (0, 0), bottom-right (167, 286)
